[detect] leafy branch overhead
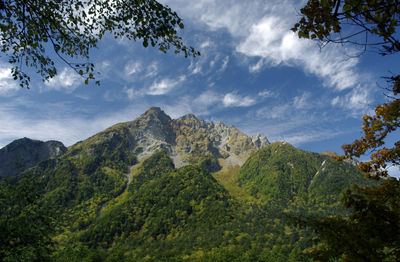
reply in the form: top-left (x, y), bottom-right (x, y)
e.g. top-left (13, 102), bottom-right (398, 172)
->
top-left (0, 0), bottom-right (200, 88)
top-left (292, 0), bottom-right (400, 55)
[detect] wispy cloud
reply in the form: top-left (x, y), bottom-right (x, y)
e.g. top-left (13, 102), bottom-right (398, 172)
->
top-left (223, 92), bottom-right (256, 107)
top-left (44, 67), bottom-right (82, 92)
top-left (165, 0), bottom-right (371, 114)
top-left (124, 61), bottom-right (142, 75)
top-left (0, 63), bottom-right (20, 96)
top-left (258, 89), bottom-right (276, 98)
top-left (331, 85), bottom-right (373, 115)
top-left (145, 62), bottom-right (159, 78)
top-left (255, 104), bottom-right (291, 120)
top-left (275, 129), bottom-right (348, 146)
top-left (238, 106), bottom-right (353, 147)
top-left (293, 92), bottom-right (311, 109)
top-left (188, 61), bottom-right (202, 75)
top-left (123, 86), bottom-right (135, 100)
top-left (236, 17), bottom-right (360, 91)
top-left (195, 90), bottom-right (222, 107)
top-left (147, 75), bottom-right (186, 95)
top-left (218, 56), bottom-right (230, 73)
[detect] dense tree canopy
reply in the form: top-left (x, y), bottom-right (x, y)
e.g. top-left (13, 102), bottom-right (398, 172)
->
top-left (0, 0), bottom-right (199, 88)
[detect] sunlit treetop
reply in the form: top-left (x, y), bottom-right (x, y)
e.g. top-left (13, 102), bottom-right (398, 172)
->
top-left (0, 0), bottom-right (200, 88)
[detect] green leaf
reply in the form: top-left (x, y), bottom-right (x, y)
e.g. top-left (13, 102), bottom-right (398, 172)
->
top-left (343, 4), bottom-right (351, 12)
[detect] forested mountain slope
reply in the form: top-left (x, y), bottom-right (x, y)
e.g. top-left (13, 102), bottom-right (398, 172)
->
top-left (0, 108), bottom-right (372, 261)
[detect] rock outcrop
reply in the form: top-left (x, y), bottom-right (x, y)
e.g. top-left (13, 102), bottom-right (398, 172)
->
top-left (97, 107), bottom-right (270, 168)
top-left (0, 137), bottom-right (67, 177)
top-left (125, 107), bottom-right (269, 167)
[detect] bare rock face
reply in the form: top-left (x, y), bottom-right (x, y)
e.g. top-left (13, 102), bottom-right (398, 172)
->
top-left (123, 107), bottom-right (176, 159)
top-left (251, 133), bottom-right (269, 148)
top-left (133, 107), bottom-right (175, 144)
top-left (114, 108), bottom-right (270, 168)
top-left (0, 137), bottom-right (67, 178)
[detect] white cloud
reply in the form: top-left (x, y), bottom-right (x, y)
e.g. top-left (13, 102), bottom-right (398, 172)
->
top-left (146, 75), bottom-right (186, 95)
top-left (218, 56), bottom-right (230, 73)
top-left (145, 62), bottom-right (159, 78)
top-left (276, 130), bottom-right (347, 146)
top-left (331, 96), bottom-right (340, 106)
top-left (255, 93), bottom-right (312, 120)
top-left (44, 67), bottom-right (81, 92)
top-left (258, 89), bottom-right (275, 98)
top-left (209, 56), bottom-right (218, 68)
top-left (188, 61), bottom-right (202, 74)
top-left (200, 40), bottom-right (212, 49)
top-left (123, 86), bottom-right (135, 100)
top-left (237, 18), bottom-right (360, 91)
top-left (165, 0), bottom-right (365, 91)
top-left (239, 104), bottom-right (354, 147)
top-left (124, 61), bottom-right (142, 75)
top-left (195, 90), bottom-right (222, 107)
top-left (0, 63), bottom-right (19, 96)
top-left (97, 60), bottom-right (112, 78)
top-left (330, 85), bottom-right (373, 115)
top-left (223, 92), bottom-right (256, 107)
top-left (163, 96), bottom-right (193, 118)
top-left (255, 104), bottom-right (290, 119)
top-left (249, 59), bottom-right (265, 73)
top-left (293, 92), bottom-right (311, 109)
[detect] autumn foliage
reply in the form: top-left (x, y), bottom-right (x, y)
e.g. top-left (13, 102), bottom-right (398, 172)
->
top-left (342, 96), bottom-right (400, 179)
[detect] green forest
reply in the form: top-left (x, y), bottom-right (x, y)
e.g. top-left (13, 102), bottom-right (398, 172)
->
top-left (1, 139), bottom-right (372, 261)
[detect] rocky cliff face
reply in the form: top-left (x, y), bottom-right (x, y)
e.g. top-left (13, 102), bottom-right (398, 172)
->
top-left (2, 108), bottom-right (269, 177)
top-left (96, 107), bottom-right (270, 168)
top-left (0, 137), bottom-right (67, 177)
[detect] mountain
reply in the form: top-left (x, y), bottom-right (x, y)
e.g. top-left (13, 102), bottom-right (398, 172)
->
top-left (0, 137), bottom-right (67, 178)
top-left (1, 108), bottom-right (372, 262)
top-left (81, 107), bottom-right (269, 170)
top-left (236, 142), bottom-right (370, 212)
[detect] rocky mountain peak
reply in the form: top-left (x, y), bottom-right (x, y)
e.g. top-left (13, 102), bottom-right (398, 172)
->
top-left (181, 113), bottom-right (197, 120)
top-left (13, 108), bottom-right (270, 173)
top-left (130, 107), bottom-right (175, 148)
top-left (174, 113), bottom-right (208, 130)
top-left (139, 107), bottom-right (171, 123)
top-left (0, 137), bottom-right (67, 178)
top-left (251, 133), bottom-right (270, 148)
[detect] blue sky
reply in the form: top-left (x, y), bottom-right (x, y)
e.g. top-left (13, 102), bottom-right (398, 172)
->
top-left (0, 0), bottom-right (398, 176)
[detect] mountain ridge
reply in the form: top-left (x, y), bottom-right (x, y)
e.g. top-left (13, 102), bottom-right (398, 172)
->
top-left (0, 137), bottom-right (67, 178)
top-left (1, 107), bottom-right (373, 262)
top-left (81, 107), bottom-right (270, 169)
